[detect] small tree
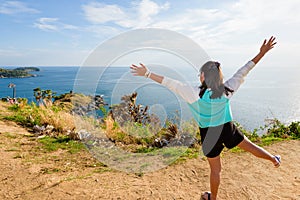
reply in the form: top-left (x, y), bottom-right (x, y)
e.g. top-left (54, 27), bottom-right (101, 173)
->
top-left (33, 88), bottom-right (55, 107)
top-left (33, 87), bottom-right (43, 106)
top-left (42, 89), bottom-right (55, 107)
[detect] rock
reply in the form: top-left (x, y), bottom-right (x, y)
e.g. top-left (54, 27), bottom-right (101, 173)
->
top-left (77, 129), bottom-right (91, 140)
top-left (169, 133), bottom-right (197, 147)
top-left (33, 125), bottom-right (45, 135)
top-left (153, 133), bottom-right (197, 148)
top-left (32, 124), bottom-right (56, 136)
top-left (44, 125), bottom-right (54, 134)
top-left (153, 138), bottom-right (169, 148)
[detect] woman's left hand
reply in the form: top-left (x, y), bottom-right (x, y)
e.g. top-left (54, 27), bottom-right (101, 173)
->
top-left (260, 36), bottom-right (277, 55)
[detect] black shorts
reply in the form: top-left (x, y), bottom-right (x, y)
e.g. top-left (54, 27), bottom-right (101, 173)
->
top-left (200, 121), bottom-right (244, 158)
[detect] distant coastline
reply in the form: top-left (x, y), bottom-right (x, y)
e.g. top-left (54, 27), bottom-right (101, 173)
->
top-left (0, 67), bottom-right (39, 78)
top-left (0, 66), bottom-right (299, 131)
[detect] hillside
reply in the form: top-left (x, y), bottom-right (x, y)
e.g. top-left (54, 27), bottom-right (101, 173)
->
top-left (0, 119), bottom-right (299, 199)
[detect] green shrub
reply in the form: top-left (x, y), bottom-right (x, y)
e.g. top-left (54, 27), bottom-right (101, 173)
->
top-left (265, 119), bottom-right (300, 140)
top-left (5, 103), bottom-right (42, 126)
top-left (4, 103), bottom-right (75, 134)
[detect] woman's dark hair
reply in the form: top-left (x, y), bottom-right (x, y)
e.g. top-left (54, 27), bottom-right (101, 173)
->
top-left (199, 61), bottom-right (233, 99)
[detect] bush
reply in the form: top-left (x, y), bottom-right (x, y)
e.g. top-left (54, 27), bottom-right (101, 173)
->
top-left (265, 119), bottom-right (300, 140)
top-left (6, 103), bottom-right (42, 126)
top-left (5, 103), bottom-right (75, 134)
top-left (234, 121), bottom-right (261, 142)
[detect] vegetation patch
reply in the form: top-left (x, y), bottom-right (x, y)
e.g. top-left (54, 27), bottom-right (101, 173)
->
top-left (0, 90), bottom-right (299, 168)
top-left (37, 136), bottom-right (85, 154)
top-left (40, 167), bottom-right (61, 174)
top-left (3, 132), bottom-right (18, 139)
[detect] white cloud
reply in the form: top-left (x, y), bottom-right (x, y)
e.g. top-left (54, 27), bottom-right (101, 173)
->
top-left (0, 1), bottom-right (39, 14)
top-left (231, 0), bottom-right (300, 24)
top-left (34, 18), bottom-right (59, 31)
top-left (137, 0), bottom-right (300, 56)
top-left (82, 0), bottom-right (170, 28)
top-left (79, 0), bottom-right (300, 67)
top-left (5, 0), bottom-right (296, 66)
top-left (81, 1), bottom-right (251, 44)
top-left (82, 2), bottom-right (126, 24)
top-left (34, 18), bottom-right (78, 32)
top-left (136, 0), bottom-right (169, 25)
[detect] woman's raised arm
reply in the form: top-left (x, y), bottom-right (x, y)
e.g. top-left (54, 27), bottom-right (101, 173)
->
top-left (130, 63), bottom-right (164, 84)
top-left (130, 63), bottom-right (199, 104)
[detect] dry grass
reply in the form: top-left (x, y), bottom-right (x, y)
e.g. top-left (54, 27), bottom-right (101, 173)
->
top-left (38, 106), bottom-right (75, 133)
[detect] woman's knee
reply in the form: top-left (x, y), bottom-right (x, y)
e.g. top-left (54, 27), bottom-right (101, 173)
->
top-left (237, 137), bottom-right (252, 149)
top-left (208, 157), bottom-right (222, 174)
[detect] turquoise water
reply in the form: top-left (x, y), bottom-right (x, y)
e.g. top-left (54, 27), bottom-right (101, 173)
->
top-left (1, 66), bottom-right (299, 131)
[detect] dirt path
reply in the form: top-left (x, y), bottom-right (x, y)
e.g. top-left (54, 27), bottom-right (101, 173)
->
top-left (0, 120), bottom-right (299, 200)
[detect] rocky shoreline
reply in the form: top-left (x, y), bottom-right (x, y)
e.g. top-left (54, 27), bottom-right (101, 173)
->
top-left (0, 67), bottom-right (39, 78)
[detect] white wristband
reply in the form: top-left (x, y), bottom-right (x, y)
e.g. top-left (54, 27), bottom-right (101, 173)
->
top-left (144, 70), bottom-right (151, 78)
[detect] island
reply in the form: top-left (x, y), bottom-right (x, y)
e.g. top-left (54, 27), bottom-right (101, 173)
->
top-left (0, 67), bottom-right (39, 78)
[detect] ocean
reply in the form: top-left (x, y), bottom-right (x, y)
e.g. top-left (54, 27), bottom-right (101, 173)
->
top-left (1, 66), bottom-right (299, 132)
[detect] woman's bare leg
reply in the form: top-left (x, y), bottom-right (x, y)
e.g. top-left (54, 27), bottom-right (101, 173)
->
top-left (203, 156), bottom-right (221, 200)
top-left (237, 136), bottom-right (280, 166)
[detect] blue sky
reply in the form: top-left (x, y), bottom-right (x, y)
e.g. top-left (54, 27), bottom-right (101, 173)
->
top-left (1, 0), bottom-right (299, 67)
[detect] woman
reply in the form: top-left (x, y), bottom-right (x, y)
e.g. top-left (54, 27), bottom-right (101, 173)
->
top-left (130, 36), bottom-right (280, 200)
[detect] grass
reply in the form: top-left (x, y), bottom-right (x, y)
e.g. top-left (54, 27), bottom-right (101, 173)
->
top-left (5, 147), bottom-right (19, 152)
top-left (1, 97), bottom-right (299, 171)
top-left (13, 154), bottom-right (23, 159)
top-left (3, 132), bottom-right (18, 139)
top-left (260, 136), bottom-right (285, 146)
top-left (169, 147), bottom-right (200, 164)
top-left (3, 103), bottom-right (76, 134)
top-left (40, 167), bottom-right (61, 174)
top-left (37, 136), bottom-right (86, 154)
top-left (140, 146), bottom-right (199, 165)
top-left (93, 167), bottom-right (112, 173)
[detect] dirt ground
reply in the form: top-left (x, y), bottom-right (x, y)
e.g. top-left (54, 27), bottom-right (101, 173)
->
top-left (0, 120), bottom-right (299, 200)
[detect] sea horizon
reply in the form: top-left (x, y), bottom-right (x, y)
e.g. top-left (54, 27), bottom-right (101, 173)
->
top-left (1, 65), bottom-right (300, 132)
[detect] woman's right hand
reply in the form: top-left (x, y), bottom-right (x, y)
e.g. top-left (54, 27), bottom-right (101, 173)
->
top-left (130, 63), bottom-right (148, 77)
top-left (130, 63), bottom-right (164, 83)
